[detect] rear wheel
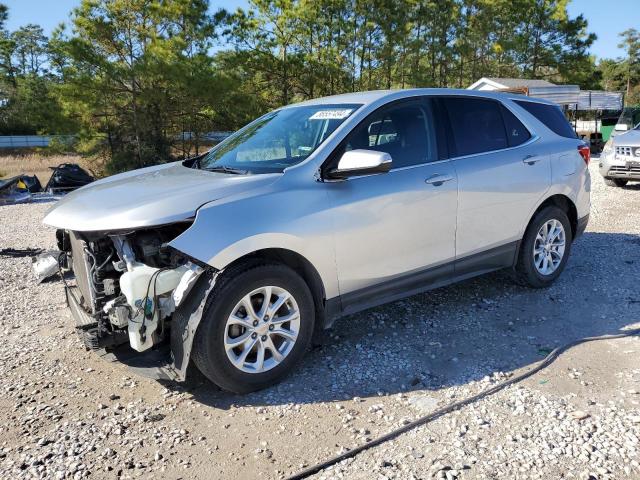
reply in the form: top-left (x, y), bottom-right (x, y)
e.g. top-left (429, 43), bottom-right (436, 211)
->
top-left (192, 262), bottom-right (315, 393)
top-left (604, 178), bottom-right (628, 187)
top-left (514, 206), bottom-right (572, 288)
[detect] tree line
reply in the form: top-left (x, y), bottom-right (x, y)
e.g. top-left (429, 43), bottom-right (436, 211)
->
top-left (0, 0), bottom-right (638, 173)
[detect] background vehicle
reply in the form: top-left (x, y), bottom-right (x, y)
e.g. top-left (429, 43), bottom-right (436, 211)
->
top-left (611, 108), bottom-right (640, 139)
top-left (600, 121), bottom-right (640, 187)
top-left (44, 89), bottom-right (590, 393)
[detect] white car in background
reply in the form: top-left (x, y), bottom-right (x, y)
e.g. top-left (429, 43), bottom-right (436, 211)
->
top-left (600, 123), bottom-right (640, 187)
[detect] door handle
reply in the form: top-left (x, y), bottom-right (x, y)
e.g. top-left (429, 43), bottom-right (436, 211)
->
top-left (425, 174), bottom-right (454, 186)
top-left (522, 154), bottom-right (541, 165)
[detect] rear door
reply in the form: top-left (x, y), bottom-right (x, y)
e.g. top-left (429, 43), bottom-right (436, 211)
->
top-left (440, 96), bottom-right (551, 268)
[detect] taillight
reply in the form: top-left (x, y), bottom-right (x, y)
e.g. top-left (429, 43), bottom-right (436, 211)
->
top-left (577, 144), bottom-right (590, 164)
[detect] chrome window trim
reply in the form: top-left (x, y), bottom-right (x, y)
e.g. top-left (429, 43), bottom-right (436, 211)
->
top-left (324, 126), bottom-right (539, 181)
top-left (447, 134), bottom-right (541, 162)
top-left (326, 158), bottom-right (452, 182)
top-left (390, 157), bottom-right (451, 172)
top-left (320, 93), bottom-right (544, 180)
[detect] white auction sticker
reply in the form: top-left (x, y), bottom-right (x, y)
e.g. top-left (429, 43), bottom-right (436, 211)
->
top-left (309, 109), bottom-right (353, 120)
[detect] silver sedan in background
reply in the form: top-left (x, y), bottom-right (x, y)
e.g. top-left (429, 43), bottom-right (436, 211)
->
top-left (43, 89), bottom-right (591, 393)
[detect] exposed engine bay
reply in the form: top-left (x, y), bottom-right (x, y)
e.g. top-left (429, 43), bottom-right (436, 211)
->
top-left (58, 223), bottom-right (208, 372)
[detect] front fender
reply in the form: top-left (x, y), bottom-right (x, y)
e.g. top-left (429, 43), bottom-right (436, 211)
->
top-left (168, 185), bottom-right (340, 299)
top-left (197, 232), bottom-right (309, 268)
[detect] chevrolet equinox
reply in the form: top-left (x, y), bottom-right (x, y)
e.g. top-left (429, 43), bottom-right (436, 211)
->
top-left (44, 89), bottom-right (591, 393)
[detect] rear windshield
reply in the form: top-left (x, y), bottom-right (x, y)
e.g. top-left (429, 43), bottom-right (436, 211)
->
top-left (514, 100), bottom-right (576, 139)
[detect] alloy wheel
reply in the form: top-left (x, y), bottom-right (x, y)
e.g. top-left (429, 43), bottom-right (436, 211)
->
top-left (533, 219), bottom-right (566, 275)
top-left (224, 286), bottom-right (300, 373)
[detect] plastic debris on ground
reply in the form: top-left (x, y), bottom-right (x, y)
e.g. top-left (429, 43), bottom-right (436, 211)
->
top-left (32, 250), bottom-right (63, 283)
top-left (44, 163), bottom-right (94, 193)
top-left (0, 247), bottom-right (45, 258)
top-left (1, 162), bottom-right (94, 205)
top-left (0, 175), bottom-right (38, 205)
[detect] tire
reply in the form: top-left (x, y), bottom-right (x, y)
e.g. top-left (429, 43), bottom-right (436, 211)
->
top-left (191, 261), bottom-right (315, 393)
top-left (514, 206), bottom-right (573, 288)
top-left (604, 178), bottom-right (628, 187)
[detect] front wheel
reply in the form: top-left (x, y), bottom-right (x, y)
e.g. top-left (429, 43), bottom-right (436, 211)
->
top-left (604, 178), bottom-right (628, 187)
top-left (191, 262), bottom-right (315, 393)
top-left (514, 206), bottom-right (573, 288)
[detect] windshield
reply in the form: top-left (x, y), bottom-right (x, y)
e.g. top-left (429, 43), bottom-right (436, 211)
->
top-left (200, 103), bottom-right (361, 173)
top-left (616, 108), bottom-right (640, 131)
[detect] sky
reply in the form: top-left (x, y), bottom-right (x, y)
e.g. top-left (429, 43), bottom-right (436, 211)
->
top-left (3, 0), bottom-right (639, 61)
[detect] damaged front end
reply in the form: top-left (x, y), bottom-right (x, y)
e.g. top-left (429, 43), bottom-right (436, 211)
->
top-left (58, 223), bottom-right (214, 381)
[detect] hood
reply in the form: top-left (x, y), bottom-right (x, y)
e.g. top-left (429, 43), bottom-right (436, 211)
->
top-left (612, 129), bottom-right (640, 147)
top-left (43, 162), bottom-right (281, 232)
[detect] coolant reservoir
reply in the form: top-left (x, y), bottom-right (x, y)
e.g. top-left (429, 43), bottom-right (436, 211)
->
top-left (120, 263), bottom-right (189, 352)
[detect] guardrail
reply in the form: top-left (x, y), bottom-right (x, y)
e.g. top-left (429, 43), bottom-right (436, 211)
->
top-left (178, 131), bottom-right (233, 142)
top-left (0, 135), bottom-right (75, 148)
top-left (0, 132), bottom-right (233, 149)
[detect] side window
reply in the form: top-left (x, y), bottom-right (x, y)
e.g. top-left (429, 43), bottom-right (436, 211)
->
top-left (501, 104), bottom-right (532, 147)
top-left (443, 97), bottom-right (508, 156)
top-left (344, 100), bottom-right (438, 169)
top-left (368, 119), bottom-right (398, 146)
top-left (514, 100), bottom-right (577, 139)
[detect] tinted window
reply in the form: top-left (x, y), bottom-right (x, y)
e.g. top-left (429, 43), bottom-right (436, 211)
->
top-left (501, 104), bottom-right (531, 147)
top-left (514, 100), bottom-right (576, 139)
top-left (344, 100), bottom-right (438, 168)
top-left (443, 98), bottom-right (508, 156)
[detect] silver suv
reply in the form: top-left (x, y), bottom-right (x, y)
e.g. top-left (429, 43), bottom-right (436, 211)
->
top-left (599, 123), bottom-right (640, 187)
top-left (44, 89), bottom-right (591, 393)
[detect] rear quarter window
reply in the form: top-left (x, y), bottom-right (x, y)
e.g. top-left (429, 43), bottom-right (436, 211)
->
top-left (514, 100), bottom-right (576, 139)
top-left (500, 104), bottom-right (531, 147)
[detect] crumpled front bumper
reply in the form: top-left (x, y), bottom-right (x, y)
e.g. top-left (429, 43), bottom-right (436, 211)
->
top-left (65, 269), bottom-right (218, 382)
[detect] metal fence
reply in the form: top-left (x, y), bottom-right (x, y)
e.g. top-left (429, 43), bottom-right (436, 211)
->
top-left (573, 90), bottom-right (624, 111)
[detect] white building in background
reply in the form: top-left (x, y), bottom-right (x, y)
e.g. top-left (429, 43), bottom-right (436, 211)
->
top-left (466, 77), bottom-right (625, 140)
top-left (467, 77), bottom-right (623, 112)
top-left (467, 77), bottom-right (556, 91)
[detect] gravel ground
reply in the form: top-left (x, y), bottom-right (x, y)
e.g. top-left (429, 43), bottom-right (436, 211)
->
top-left (0, 160), bottom-right (639, 480)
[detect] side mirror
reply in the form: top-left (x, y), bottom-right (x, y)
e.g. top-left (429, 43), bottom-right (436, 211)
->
top-left (327, 149), bottom-right (392, 180)
top-left (614, 124), bottom-right (629, 132)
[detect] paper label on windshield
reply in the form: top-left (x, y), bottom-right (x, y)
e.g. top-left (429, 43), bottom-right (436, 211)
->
top-left (309, 109), bottom-right (353, 120)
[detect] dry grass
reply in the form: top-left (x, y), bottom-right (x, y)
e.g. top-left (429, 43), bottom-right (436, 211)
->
top-left (0, 153), bottom-right (96, 185)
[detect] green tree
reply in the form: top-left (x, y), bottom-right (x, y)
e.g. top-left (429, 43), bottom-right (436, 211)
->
top-left (0, 5), bottom-right (75, 135)
top-left (618, 28), bottom-right (640, 104)
top-left (0, 0), bottom-right (606, 169)
top-left (56, 0), bottom-right (237, 171)
top-left (12, 24), bottom-right (48, 76)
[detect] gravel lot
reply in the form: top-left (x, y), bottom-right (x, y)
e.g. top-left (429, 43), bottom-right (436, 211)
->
top-left (1, 160), bottom-right (639, 480)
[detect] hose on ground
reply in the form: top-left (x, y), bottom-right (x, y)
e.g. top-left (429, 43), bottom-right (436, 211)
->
top-left (285, 328), bottom-right (640, 480)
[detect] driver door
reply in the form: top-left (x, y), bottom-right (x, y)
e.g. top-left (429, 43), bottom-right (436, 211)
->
top-left (325, 98), bottom-right (458, 312)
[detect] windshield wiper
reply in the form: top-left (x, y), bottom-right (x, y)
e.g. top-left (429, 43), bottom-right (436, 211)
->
top-left (204, 166), bottom-right (249, 175)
